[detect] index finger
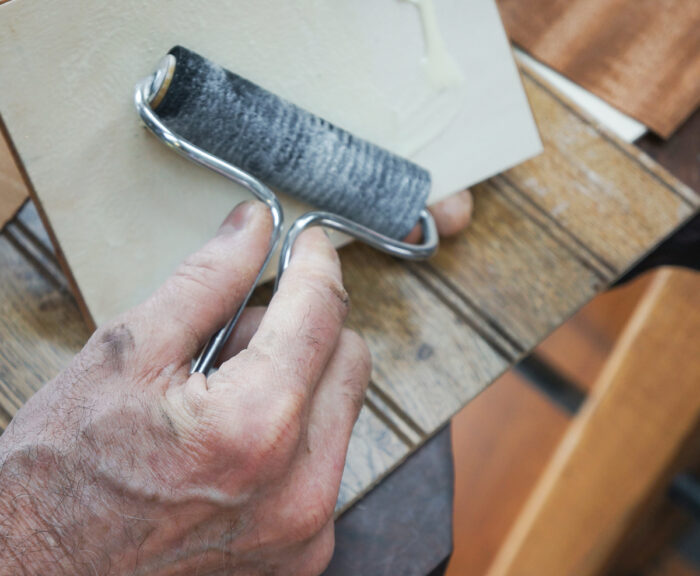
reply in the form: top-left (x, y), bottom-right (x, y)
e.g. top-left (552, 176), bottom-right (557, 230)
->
top-left (215, 228), bottom-right (348, 398)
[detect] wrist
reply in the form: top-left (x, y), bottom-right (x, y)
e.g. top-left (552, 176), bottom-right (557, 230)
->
top-left (0, 444), bottom-right (84, 575)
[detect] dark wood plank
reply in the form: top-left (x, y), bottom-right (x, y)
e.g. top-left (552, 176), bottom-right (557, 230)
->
top-left (498, 0), bottom-right (700, 137)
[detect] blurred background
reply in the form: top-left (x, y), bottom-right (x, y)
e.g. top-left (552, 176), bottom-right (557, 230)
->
top-left (448, 111), bottom-right (700, 576)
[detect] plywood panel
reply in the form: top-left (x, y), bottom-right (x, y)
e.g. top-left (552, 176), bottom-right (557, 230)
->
top-left (507, 70), bottom-right (697, 273)
top-left (0, 0), bottom-right (541, 326)
top-left (425, 181), bottom-right (603, 351)
top-left (0, 66), bottom-right (696, 515)
top-left (343, 243), bottom-right (509, 433)
top-left (498, 0), bottom-right (700, 137)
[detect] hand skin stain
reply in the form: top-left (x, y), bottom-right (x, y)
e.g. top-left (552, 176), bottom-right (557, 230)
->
top-left (98, 323), bottom-right (135, 373)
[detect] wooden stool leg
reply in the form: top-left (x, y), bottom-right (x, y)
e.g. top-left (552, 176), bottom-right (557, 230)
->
top-left (487, 268), bottom-right (700, 576)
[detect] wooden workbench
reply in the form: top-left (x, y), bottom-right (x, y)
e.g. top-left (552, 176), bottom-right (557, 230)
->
top-left (0, 65), bottom-right (697, 526)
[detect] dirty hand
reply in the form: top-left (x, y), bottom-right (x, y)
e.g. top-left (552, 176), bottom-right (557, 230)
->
top-left (0, 201), bottom-right (370, 575)
top-left (0, 188), bottom-right (472, 575)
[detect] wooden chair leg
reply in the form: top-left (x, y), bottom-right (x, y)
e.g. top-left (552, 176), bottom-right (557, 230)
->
top-left (487, 268), bottom-right (700, 576)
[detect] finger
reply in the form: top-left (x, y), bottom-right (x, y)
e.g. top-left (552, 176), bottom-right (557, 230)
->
top-left (304, 330), bottom-right (370, 478)
top-left (215, 306), bottom-right (266, 365)
top-left (131, 200), bottom-right (273, 365)
top-left (217, 227), bottom-right (348, 400)
top-left (403, 188), bottom-right (473, 242)
top-left (280, 330), bottom-right (370, 518)
top-left (431, 188), bottom-right (473, 237)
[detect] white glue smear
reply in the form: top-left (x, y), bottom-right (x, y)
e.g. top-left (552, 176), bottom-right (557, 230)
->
top-left (395, 0), bottom-right (466, 156)
top-left (407, 0), bottom-right (464, 89)
top-left (293, 0), bottom-right (465, 158)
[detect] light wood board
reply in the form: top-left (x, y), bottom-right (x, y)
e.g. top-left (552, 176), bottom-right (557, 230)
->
top-left (0, 0), bottom-right (541, 326)
top-left (0, 67), bottom-right (697, 515)
top-left (498, 0), bottom-right (700, 138)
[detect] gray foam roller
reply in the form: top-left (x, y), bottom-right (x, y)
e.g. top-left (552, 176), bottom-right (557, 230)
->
top-left (155, 46), bottom-right (431, 239)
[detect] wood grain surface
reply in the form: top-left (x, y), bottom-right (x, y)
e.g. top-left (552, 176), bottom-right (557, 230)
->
top-left (0, 65), bottom-right (697, 516)
top-left (0, 129), bottom-right (27, 230)
top-left (498, 0), bottom-right (700, 138)
top-left (487, 268), bottom-right (700, 576)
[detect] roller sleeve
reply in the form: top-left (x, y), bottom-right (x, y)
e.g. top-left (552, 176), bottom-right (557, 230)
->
top-left (153, 46), bottom-right (431, 240)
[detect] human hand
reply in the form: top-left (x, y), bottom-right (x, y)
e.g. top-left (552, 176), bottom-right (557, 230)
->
top-left (0, 187), bottom-right (473, 575)
top-left (0, 201), bottom-right (370, 575)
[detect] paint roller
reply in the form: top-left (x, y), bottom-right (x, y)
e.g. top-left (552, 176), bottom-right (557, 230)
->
top-left (134, 46), bottom-right (438, 373)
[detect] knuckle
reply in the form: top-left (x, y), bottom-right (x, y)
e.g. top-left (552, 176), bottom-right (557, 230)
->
top-left (213, 351), bottom-right (306, 473)
top-left (235, 391), bottom-right (304, 476)
top-left (288, 472), bottom-right (339, 543)
top-left (69, 320), bottom-right (137, 383)
top-left (182, 387), bottom-right (244, 459)
top-left (176, 252), bottom-right (219, 291)
top-left (163, 256), bottom-right (229, 350)
top-left (257, 393), bottom-right (304, 452)
top-left (181, 375), bottom-right (208, 420)
top-left (315, 526), bottom-right (336, 571)
top-left (187, 411), bottom-right (251, 476)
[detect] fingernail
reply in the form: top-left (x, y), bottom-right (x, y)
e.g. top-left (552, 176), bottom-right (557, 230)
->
top-left (217, 201), bottom-right (258, 235)
top-left (291, 227), bottom-right (331, 260)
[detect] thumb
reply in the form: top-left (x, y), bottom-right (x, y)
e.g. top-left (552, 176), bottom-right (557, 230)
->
top-left (131, 200), bottom-right (273, 367)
